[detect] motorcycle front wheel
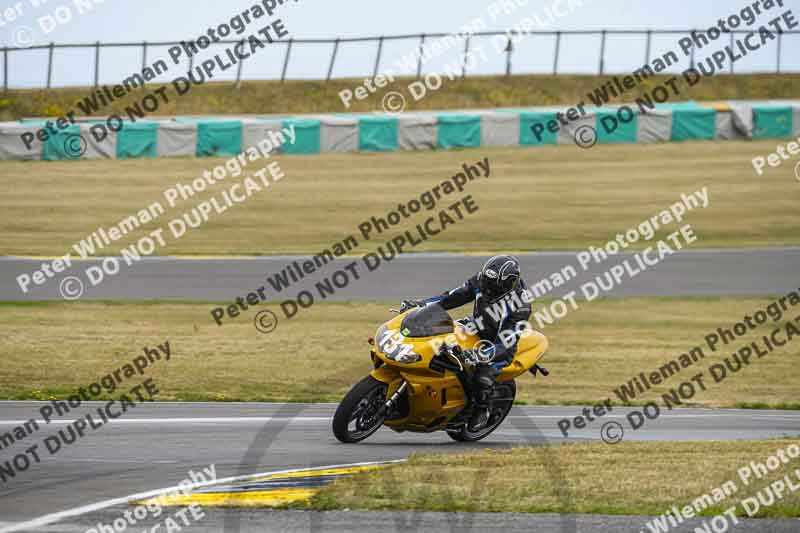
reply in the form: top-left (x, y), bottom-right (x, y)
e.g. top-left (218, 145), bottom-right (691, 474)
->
top-left (332, 376), bottom-right (388, 443)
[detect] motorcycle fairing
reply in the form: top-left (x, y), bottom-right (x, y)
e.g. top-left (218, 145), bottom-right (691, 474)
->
top-left (368, 306), bottom-right (548, 431)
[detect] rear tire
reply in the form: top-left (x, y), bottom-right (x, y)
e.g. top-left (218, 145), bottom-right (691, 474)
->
top-left (332, 376), bottom-right (388, 443)
top-left (446, 380), bottom-right (516, 442)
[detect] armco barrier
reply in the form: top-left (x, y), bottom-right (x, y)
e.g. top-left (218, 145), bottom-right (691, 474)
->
top-left (1, 100), bottom-right (799, 161)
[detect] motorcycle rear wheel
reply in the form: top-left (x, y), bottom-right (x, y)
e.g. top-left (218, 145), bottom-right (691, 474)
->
top-left (332, 376), bottom-right (388, 443)
top-left (446, 380), bottom-right (516, 442)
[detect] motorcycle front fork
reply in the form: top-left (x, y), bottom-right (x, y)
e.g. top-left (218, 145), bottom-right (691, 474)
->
top-left (380, 380), bottom-right (407, 416)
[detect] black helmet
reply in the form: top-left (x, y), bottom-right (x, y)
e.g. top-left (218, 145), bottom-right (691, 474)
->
top-left (478, 255), bottom-right (521, 302)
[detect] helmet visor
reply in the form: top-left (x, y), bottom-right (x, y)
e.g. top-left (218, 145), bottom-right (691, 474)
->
top-left (480, 270), bottom-right (519, 301)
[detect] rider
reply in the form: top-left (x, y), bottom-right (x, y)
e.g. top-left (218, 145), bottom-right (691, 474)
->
top-left (402, 255), bottom-right (532, 430)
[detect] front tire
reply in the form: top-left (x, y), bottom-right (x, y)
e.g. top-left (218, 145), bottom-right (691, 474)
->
top-left (446, 380), bottom-right (516, 442)
top-left (332, 376), bottom-right (388, 443)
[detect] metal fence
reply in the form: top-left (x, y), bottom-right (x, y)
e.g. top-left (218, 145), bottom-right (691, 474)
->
top-left (4, 28), bottom-right (799, 90)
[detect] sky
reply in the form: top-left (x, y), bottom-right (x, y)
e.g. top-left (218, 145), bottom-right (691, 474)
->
top-left (1, 0), bottom-right (799, 88)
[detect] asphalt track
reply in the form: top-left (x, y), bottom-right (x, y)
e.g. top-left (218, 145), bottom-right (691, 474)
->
top-left (2, 247), bottom-right (799, 301)
top-left (2, 249), bottom-right (798, 531)
top-left (0, 402), bottom-right (798, 532)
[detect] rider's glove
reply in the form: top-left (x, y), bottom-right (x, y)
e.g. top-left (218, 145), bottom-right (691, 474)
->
top-left (399, 299), bottom-right (424, 312)
top-left (460, 349), bottom-right (477, 363)
top-left (462, 346), bottom-right (496, 365)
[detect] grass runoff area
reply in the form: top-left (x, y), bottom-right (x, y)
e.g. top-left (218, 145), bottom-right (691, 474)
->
top-left (1, 141), bottom-right (799, 256)
top-left (1, 74), bottom-right (799, 119)
top-left (1, 296), bottom-right (798, 407)
top-left (304, 439), bottom-right (800, 519)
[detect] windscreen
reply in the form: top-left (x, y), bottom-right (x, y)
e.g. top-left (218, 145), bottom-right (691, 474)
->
top-left (399, 304), bottom-right (454, 337)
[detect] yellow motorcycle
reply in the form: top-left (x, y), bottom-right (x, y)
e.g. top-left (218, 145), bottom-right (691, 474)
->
top-left (332, 303), bottom-right (549, 443)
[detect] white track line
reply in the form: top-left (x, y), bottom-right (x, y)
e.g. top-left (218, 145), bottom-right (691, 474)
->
top-left (3, 247), bottom-right (798, 261)
top-left (0, 417), bottom-right (331, 425)
top-left (509, 414), bottom-right (800, 419)
top-left (0, 412), bottom-right (797, 426)
top-left (0, 459), bottom-right (404, 533)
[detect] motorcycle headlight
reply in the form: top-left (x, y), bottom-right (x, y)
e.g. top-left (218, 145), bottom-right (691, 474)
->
top-left (390, 352), bottom-right (421, 363)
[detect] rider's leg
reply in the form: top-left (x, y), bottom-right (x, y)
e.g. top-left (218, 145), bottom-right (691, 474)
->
top-left (468, 355), bottom-right (512, 429)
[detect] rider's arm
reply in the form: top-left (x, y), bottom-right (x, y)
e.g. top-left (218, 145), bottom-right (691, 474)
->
top-left (420, 276), bottom-right (479, 311)
top-left (487, 291), bottom-right (532, 368)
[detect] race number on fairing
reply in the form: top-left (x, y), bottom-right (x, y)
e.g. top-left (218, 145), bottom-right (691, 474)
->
top-left (378, 328), bottom-right (415, 360)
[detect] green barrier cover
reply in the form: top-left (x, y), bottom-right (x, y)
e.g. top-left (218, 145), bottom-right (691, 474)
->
top-left (437, 114), bottom-right (481, 149)
top-left (670, 108), bottom-right (716, 141)
top-left (753, 106), bottom-right (794, 139)
top-left (651, 101), bottom-right (704, 110)
top-left (519, 111), bottom-right (558, 145)
top-left (358, 116), bottom-right (398, 152)
top-left (42, 124), bottom-right (82, 161)
top-left (596, 108), bottom-right (638, 144)
top-left (116, 122), bottom-right (158, 159)
top-left (282, 118), bottom-right (321, 154)
top-left (196, 120), bottom-right (242, 157)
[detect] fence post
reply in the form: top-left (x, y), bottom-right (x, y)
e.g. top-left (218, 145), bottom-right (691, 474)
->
top-left (235, 40), bottom-right (244, 89)
top-left (416, 34), bottom-right (426, 79)
top-left (553, 31), bottom-right (561, 75)
top-left (505, 36), bottom-right (513, 76)
top-left (598, 30), bottom-right (606, 75)
top-left (644, 29), bottom-right (651, 66)
top-left (729, 32), bottom-right (734, 74)
top-left (461, 34), bottom-right (470, 79)
top-left (3, 47), bottom-right (7, 92)
top-left (690, 39), bottom-right (695, 70)
top-left (93, 41), bottom-right (100, 88)
top-left (776, 31), bottom-right (782, 73)
top-left (46, 42), bottom-right (54, 89)
top-left (189, 51), bottom-right (194, 74)
top-left (281, 38), bottom-right (293, 82)
top-left (373, 36), bottom-right (384, 79)
top-left (141, 41), bottom-right (147, 89)
top-left (327, 38), bottom-right (340, 82)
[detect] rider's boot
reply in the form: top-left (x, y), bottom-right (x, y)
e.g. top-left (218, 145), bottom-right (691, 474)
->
top-left (469, 405), bottom-right (489, 430)
top-left (468, 365), bottom-right (496, 430)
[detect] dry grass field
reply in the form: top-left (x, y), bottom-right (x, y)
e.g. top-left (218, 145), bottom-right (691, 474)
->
top-left (309, 439), bottom-right (800, 517)
top-left (0, 141), bottom-right (798, 256)
top-left (1, 296), bottom-right (797, 407)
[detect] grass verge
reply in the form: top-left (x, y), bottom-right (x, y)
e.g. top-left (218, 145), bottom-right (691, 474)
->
top-left (304, 439), bottom-right (800, 518)
top-left (0, 296), bottom-right (798, 406)
top-left (1, 142), bottom-right (799, 255)
top-left (2, 74), bottom-right (799, 119)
